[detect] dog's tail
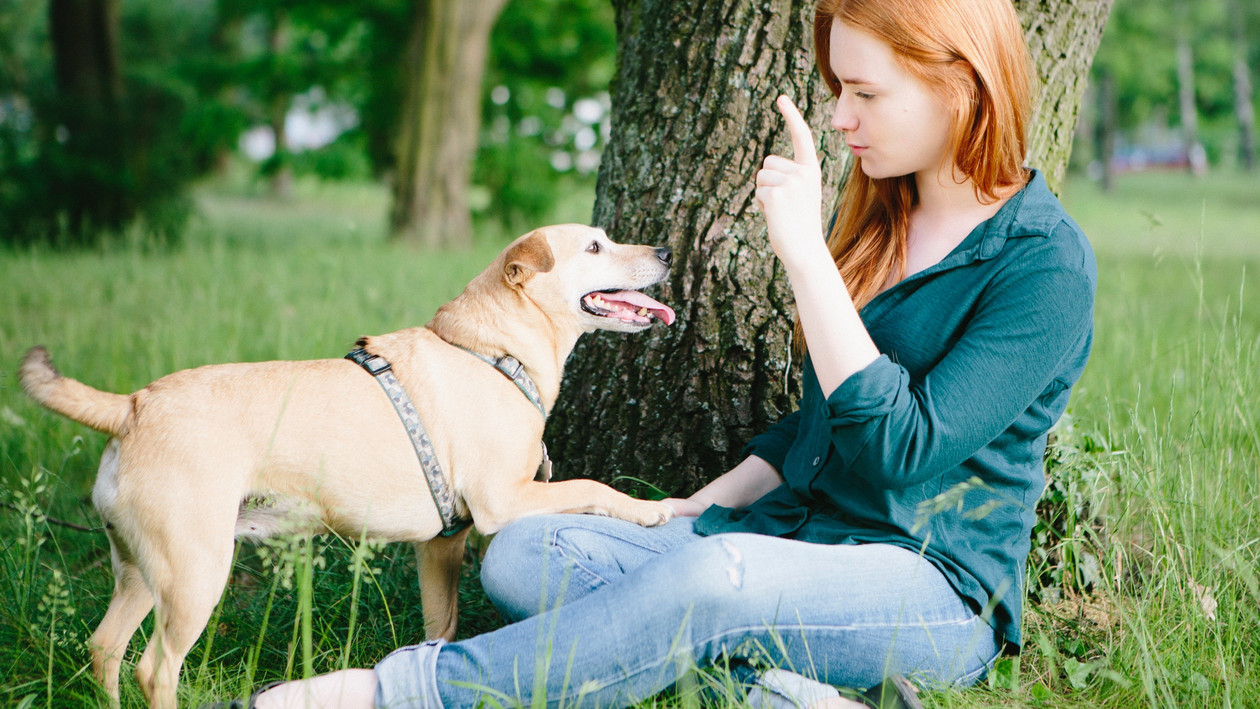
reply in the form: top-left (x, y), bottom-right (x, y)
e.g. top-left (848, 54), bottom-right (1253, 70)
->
top-left (19, 347), bottom-right (132, 437)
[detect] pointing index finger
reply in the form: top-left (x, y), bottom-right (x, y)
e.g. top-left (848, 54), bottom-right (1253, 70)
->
top-left (776, 95), bottom-right (817, 167)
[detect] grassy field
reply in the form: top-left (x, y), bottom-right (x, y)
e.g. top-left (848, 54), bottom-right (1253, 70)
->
top-left (0, 169), bottom-right (1257, 708)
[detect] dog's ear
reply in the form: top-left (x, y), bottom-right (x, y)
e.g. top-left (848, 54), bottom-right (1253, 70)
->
top-left (503, 230), bottom-right (555, 286)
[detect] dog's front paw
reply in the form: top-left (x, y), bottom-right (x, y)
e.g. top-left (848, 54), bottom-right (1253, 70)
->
top-left (624, 499), bottom-right (675, 527)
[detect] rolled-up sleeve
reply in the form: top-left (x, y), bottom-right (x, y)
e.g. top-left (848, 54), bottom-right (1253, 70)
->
top-left (823, 242), bottom-right (1095, 490)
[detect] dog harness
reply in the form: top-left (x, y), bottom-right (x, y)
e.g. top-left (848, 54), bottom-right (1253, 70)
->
top-left (450, 345), bottom-right (553, 483)
top-left (449, 345), bottom-right (546, 418)
top-left (345, 346), bottom-right (552, 537)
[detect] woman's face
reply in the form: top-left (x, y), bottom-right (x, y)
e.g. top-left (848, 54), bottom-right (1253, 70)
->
top-left (828, 20), bottom-right (955, 182)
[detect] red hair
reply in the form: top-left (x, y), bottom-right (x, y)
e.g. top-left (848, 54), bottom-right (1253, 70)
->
top-left (794, 0), bottom-right (1031, 351)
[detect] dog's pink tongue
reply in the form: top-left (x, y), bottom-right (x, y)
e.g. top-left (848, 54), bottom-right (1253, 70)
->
top-left (602, 290), bottom-right (676, 326)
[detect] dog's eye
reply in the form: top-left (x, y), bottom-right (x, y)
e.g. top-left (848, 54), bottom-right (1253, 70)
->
top-left (586, 241), bottom-right (601, 254)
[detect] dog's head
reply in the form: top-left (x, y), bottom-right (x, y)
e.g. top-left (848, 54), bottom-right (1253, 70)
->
top-left (502, 224), bottom-right (675, 334)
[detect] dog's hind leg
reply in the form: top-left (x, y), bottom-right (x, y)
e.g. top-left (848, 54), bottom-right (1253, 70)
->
top-left (90, 532), bottom-right (155, 708)
top-left (132, 513), bottom-right (236, 709)
top-left (416, 527), bottom-right (470, 641)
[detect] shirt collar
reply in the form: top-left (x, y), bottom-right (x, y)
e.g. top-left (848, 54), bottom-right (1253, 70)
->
top-left (974, 169), bottom-right (1063, 260)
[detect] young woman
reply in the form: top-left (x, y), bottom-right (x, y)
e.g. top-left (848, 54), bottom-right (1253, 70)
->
top-left (217, 0), bottom-right (1094, 706)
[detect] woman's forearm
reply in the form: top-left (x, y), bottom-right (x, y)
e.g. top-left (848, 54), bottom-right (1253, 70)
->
top-left (686, 455), bottom-right (785, 511)
top-left (784, 255), bottom-right (881, 396)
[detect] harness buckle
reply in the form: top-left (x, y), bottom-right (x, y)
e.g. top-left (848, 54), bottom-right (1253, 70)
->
top-left (501, 356), bottom-right (524, 380)
top-left (346, 348), bottom-right (392, 375)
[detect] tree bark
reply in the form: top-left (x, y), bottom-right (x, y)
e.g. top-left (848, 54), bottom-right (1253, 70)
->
top-left (1018, 0), bottom-right (1116, 192)
top-left (390, 0), bottom-right (507, 247)
top-left (548, 0), bottom-right (1115, 497)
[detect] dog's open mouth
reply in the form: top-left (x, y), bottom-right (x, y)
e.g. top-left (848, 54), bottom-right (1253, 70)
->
top-left (582, 290), bottom-right (676, 326)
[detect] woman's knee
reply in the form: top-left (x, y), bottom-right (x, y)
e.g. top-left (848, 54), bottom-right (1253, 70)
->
top-left (650, 536), bottom-right (759, 616)
top-left (479, 515), bottom-right (563, 615)
top-left (483, 514), bottom-right (704, 621)
top-left (481, 513), bottom-right (638, 619)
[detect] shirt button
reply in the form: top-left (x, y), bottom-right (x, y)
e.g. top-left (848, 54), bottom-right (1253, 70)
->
top-left (813, 456), bottom-right (821, 466)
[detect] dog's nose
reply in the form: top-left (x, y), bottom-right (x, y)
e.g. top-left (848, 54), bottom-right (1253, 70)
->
top-left (655, 247), bottom-right (673, 266)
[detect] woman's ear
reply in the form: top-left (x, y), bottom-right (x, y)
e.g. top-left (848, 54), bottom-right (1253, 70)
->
top-left (503, 230), bottom-right (556, 286)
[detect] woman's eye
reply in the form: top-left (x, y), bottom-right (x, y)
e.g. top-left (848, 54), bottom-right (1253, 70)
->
top-left (855, 91), bottom-right (875, 100)
top-left (586, 241), bottom-right (601, 254)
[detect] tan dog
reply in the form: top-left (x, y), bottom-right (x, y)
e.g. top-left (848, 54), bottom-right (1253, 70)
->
top-left (19, 224), bottom-right (677, 709)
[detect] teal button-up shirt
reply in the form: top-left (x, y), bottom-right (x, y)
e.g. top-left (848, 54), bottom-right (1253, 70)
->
top-left (695, 170), bottom-right (1096, 649)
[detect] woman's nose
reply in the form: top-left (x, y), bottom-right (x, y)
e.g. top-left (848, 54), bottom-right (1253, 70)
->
top-left (831, 96), bottom-right (856, 132)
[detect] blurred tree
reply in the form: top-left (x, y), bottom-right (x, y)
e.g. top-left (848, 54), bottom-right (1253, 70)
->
top-left (47, 0), bottom-right (126, 230)
top-left (1087, 0), bottom-right (1169, 177)
top-left (1088, 0), bottom-right (1254, 173)
top-left (1174, 0), bottom-right (1207, 174)
top-left (0, 0), bottom-right (44, 93)
top-left (1095, 70), bottom-right (1117, 191)
top-left (1, 0), bottom-right (621, 244)
top-left (49, 0), bottom-right (121, 112)
top-left (0, 0), bottom-right (211, 245)
top-left (547, 0), bottom-right (1115, 496)
top-left (389, 0), bottom-right (508, 247)
top-left (208, 0), bottom-right (375, 192)
top-left (263, 7), bottom-right (296, 196)
top-left (474, 0), bottom-right (617, 229)
top-left (345, 0), bottom-right (617, 237)
top-left (1231, 0), bottom-right (1256, 170)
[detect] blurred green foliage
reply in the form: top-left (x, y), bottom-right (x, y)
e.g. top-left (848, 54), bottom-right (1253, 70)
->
top-left (0, 0), bottom-right (616, 246)
top-left (0, 0), bottom-right (219, 245)
top-left (1, 0), bottom-right (1255, 247)
top-left (1088, 0), bottom-right (1258, 167)
top-left (474, 0), bottom-right (616, 228)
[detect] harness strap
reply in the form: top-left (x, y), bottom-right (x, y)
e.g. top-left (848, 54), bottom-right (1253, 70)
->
top-left (451, 346), bottom-right (547, 418)
top-left (345, 348), bottom-right (470, 537)
top-left (451, 345), bottom-right (552, 482)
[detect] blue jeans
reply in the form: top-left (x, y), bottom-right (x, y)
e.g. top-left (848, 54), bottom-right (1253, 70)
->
top-left (374, 515), bottom-right (1000, 708)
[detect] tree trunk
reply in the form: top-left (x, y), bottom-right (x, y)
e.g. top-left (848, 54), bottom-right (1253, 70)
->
top-left (546, 0), bottom-right (844, 496)
top-left (547, 0), bottom-right (1115, 497)
top-left (1232, 0), bottom-right (1256, 171)
top-left (1096, 70), bottom-right (1117, 193)
top-left (267, 9), bottom-right (294, 199)
top-left (390, 0), bottom-right (507, 248)
top-left (1018, 0), bottom-right (1115, 193)
top-left (1175, 2), bottom-right (1207, 175)
top-left (48, 0), bottom-right (125, 233)
top-left (48, 0), bottom-right (121, 108)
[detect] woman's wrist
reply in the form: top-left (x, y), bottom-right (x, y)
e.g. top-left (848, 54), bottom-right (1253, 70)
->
top-left (781, 241), bottom-right (839, 287)
top-left (663, 497), bottom-right (709, 517)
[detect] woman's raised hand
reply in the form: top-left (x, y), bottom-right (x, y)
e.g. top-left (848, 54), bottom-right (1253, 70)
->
top-left (755, 95), bottom-right (827, 272)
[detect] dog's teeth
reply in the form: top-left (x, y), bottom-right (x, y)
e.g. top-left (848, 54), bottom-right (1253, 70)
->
top-left (637, 307), bottom-right (648, 316)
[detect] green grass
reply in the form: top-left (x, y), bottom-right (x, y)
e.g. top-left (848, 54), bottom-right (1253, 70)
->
top-left (1, 169), bottom-right (1257, 707)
